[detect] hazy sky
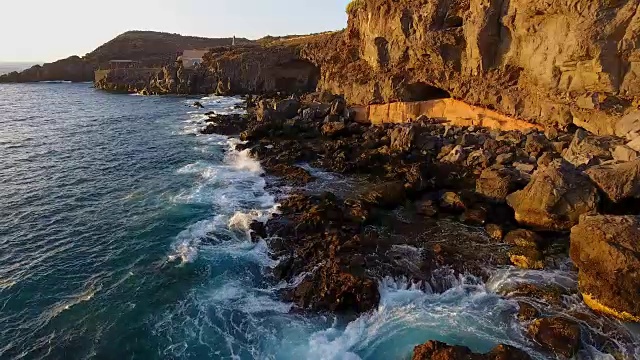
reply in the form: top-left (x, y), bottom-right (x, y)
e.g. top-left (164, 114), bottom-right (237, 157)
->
top-left (0, 0), bottom-right (351, 63)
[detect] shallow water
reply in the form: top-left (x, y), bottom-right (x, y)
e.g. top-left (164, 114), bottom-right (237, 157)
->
top-left (0, 83), bottom-right (638, 359)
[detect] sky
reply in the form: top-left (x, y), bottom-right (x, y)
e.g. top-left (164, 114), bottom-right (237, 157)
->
top-left (0, 0), bottom-right (351, 63)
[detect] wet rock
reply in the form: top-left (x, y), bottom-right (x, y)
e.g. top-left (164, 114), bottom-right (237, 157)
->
top-left (412, 341), bottom-right (531, 360)
top-left (321, 121), bottom-right (347, 137)
top-left (249, 221), bottom-right (267, 242)
top-left (301, 107), bottom-right (316, 121)
top-left (570, 215), bottom-right (640, 322)
top-left (500, 283), bottom-right (571, 307)
top-left (528, 317), bottom-right (581, 358)
top-left (390, 126), bottom-right (416, 152)
top-left (506, 160), bottom-right (599, 231)
top-left (504, 229), bottom-right (544, 249)
top-left (485, 223), bottom-right (504, 241)
top-left (585, 159), bottom-right (640, 203)
top-left (441, 145), bottom-right (466, 163)
top-left (562, 129), bottom-right (616, 168)
top-left (193, 101), bottom-right (204, 108)
top-left (274, 99), bottom-right (300, 119)
top-left (360, 181), bottom-right (406, 208)
top-left (266, 164), bottom-right (315, 185)
top-left (509, 247), bottom-right (544, 269)
top-left (476, 168), bottom-right (518, 203)
top-left (611, 145), bottom-right (638, 162)
top-left (517, 301), bottom-right (540, 321)
top-left (416, 198), bottom-right (439, 217)
top-left (460, 207), bottom-right (487, 226)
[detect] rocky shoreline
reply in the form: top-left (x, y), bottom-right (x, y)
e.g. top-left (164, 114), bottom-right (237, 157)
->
top-left (194, 93), bottom-right (640, 359)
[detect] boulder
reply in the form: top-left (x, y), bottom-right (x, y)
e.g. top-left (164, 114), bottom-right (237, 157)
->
top-left (256, 100), bottom-right (274, 122)
top-left (615, 111), bottom-right (640, 140)
top-left (562, 129), bottom-right (615, 168)
top-left (412, 341), bottom-right (531, 360)
top-left (416, 199), bottom-right (439, 217)
top-left (321, 121), bottom-right (347, 137)
top-left (524, 133), bottom-right (551, 156)
top-left (585, 159), bottom-right (640, 203)
top-left (476, 168), bottom-right (518, 202)
top-left (390, 126), bottom-right (416, 152)
top-left (570, 215), bottom-right (640, 322)
top-left (517, 301), bottom-right (540, 321)
top-left (485, 223), bottom-right (504, 241)
top-left (274, 99), bottom-right (300, 119)
top-left (528, 317), bottom-right (581, 358)
top-left (439, 192), bottom-right (466, 212)
top-left (506, 161), bottom-right (599, 231)
top-left (627, 136), bottom-right (640, 152)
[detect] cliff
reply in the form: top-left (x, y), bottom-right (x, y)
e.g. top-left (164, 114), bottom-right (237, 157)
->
top-left (298, 0), bottom-right (640, 134)
top-left (0, 31), bottom-right (252, 83)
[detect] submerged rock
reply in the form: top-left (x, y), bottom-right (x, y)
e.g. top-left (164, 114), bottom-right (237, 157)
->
top-left (506, 160), bottom-right (599, 231)
top-left (570, 215), bottom-right (640, 322)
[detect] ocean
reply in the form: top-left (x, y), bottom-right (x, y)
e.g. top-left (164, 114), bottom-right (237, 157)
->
top-left (0, 82), bottom-right (638, 360)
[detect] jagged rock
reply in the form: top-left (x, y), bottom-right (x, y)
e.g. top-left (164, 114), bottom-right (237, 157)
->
top-left (460, 207), bottom-right (487, 226)
top-left (509, 247), bottom-right (544, 270)
top-left (495, 153), bottom-right (514, 165)
top-left (585, 159), bottom-right (640, 203)
top-left (412, 341), bottom-right (531, 360)
top-left (301, 107), bottom-right (316, 121)
top-left (274, 99), bottom-right (300, 119)
top-left (321, 121), bottom-right (347, 137)
top-left (570, 215), bottom-right (640, 322)
top-left (441, 145), bottom-right (466, 163)
top-left (256, 100), bottom-right (274, 122)
top-left (506, 160), bottom-right (599, 231)
top-left (528, 317), bottom-right (581, 358)
top-left (562, 129), bottom-right (615, 168)
top-left (193, 101), bottom-right (204, 108)
top-left (615, 111), bottom-right (640, 140)
top-left (513, 162), bottom-right (536, 174)
top-left (476, 168), bottom-right (518, 203)
top-left (612, 145), bottom-right (638, 162)
top-left (504, 229), bottom-right (544, 249)
top-left (525, 133), bottom-right (551, 156)
top-left (266, 164), bottom-right (314, 185)
top-left (390, 126), bottom-right (416, 152)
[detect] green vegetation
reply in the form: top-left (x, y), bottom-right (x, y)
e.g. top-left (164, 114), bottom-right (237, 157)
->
top-left (346, 0), bottom-right (366, 13)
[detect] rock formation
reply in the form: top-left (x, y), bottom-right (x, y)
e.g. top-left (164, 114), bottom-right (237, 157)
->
top-left (570, 215), bottom-right (640, 322)
top-left (412, 341), bottom-right (531, 360)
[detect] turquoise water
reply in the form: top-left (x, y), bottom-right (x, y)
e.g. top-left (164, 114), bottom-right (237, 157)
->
top-left (1, 83), bottom-right (637, 360)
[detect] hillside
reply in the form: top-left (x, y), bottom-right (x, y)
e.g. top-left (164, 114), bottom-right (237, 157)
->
top-left (85, 31), bottom-right (253, 67)
top-left (0, 31), bottom-right (254, 83)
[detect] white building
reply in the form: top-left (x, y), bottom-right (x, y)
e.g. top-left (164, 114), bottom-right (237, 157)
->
top-left (180, 50), bottom-right (209, 69)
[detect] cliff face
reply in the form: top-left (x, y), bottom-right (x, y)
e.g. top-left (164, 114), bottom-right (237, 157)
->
top-left (300, 0), bottom-right (640, 134)
top-left (0, 56), bottom-right (95, 83)
top-left (0, 31), bottom-right (253, 84)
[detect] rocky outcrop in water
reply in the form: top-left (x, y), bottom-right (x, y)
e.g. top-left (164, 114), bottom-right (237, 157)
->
top-left (0, 56), bottom-right (94, 83)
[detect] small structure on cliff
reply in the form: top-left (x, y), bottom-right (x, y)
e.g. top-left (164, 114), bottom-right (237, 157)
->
top-left (180, 50), bottom-right (209, 69)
